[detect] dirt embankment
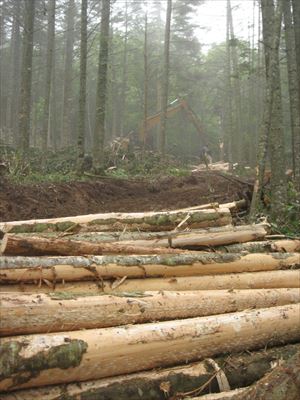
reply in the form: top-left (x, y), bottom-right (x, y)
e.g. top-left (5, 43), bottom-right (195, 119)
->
top-left (0, 172), bottom-right (252, 222)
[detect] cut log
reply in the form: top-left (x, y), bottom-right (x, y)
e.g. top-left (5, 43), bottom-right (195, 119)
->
top-left (2, 288), bottom-right (299, 336)
top-left (176, 199), bottom-right (247, 213)
top-left (0, 304), bottom-right (299, 391)
top-left (0, 253), bottom-right (298, 283)
top-left (196, 349), bottom-right (300, 400)
top-left (0, 234), bottom-right (185, 256)
top-left (2, 343), bottom-right (300, 400)
top-left (0, 208), bottom-right (232, 233)
top-left (114, 225), bottom-right (268, 250)
top-left (215, 239), bottom-right (300, 253)
top-left (1, 270), bottom-right (300, 293)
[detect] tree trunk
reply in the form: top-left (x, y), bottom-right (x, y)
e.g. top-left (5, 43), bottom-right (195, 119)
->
top-left (61, 0), bottom-right (75, 147)
top-left (292, 0), bottom-right (300, 99)
top-left (1, 304), bottom-right (299, 391)
top-left (1, 252), bottom-right (298, 283)
top-left (18, 0), bottom-right (36, 153)
top-left (93, 0), bottom-right (111, 172)
top-left (2, 343), bottom-right (300, 400)
top-left (42, 0), bottom-right (56, 151)
top-left (159, 0), bottom-right (172, 155)
top-left (0, 208), bottom-right (232, 234)
top-left (282, 0), bottom-right (300, 189)
top-left (143, 11), bottom-right (149, 149)
top-left (2, 269), bottom-right (299, 293)
top-left (1, 289), bottom-right (299, 336)
top-left (76, 0), bottom-right (88, 173)
top-left (0, 234), bottom-right (184, 256)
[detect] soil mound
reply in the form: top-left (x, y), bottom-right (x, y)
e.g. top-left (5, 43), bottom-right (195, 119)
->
top-left (0, 172), bottom-right (252, 222)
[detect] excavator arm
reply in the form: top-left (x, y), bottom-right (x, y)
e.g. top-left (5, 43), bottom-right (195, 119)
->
top-left (138, 98), bottom-right (207, 144)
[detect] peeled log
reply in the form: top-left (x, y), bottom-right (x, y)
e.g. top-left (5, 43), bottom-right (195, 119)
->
top-left (2, 288), bottom-right (300, 336)
top-left (1, 304), bottom-right (300, 391)
top-left (0, 253), bottom-right (299, 283)
top-left (1, 270), bottom-right (300, 293)
top-left (111, 225), bottom-right (268, 250)
top-left (0, 234), bottom-right (185, 256)
top-left (2, 343), bottom-right (300, 400)
top-left (0, 208), bottom-right (232, 233)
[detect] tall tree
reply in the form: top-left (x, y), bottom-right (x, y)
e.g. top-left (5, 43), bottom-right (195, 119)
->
top-left (42, 0), bottom-right (56, 151)
top-left (119, 0), bottom-right (128, 137)
top-left (93, 0), bottom-right (111, 172)
top-left (282, 0), bottom-right (300, 189)
top-left (291, 0), bottom-right (300, 97)
top-left (18, 0), bottom-right (36, 154)
top-left (62, 0), bottom-right (75, 147)
top-left (77, 0), bottom-right (88, 173)
top-left (143, 10), bottom-right (149, 149)
top-left (159, 0), bottom-right (172, 156)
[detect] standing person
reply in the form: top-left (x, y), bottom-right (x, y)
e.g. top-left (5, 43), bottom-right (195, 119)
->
top-left (200, 145), bottom-right (212, 168)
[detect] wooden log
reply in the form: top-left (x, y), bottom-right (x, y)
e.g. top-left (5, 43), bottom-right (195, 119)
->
top-left (1, 270), bottom-right (300, 293)
top-left (2, 288), bottom-right (299, 336)
top-left (0, 234), bottom-right (185, 256)
top-left (196, 349), bottom-right (300, 400)
top-left (215, 239), bottom-right (300, 253)
top-left (2, 343), bottom-right (300, 400)
top-left (114, 225), bottom-right (268, 250)
top-left (0, 208), bottom-right (232, 233)
top-left (0, 303), bottom-right (299, 391)
top-left (0, 252), bottom-right (298, 283)
top-left (176, 199), bottom-right (247, 213)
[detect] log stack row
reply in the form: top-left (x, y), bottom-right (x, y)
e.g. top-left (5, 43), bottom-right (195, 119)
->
top-left (0, 200), bottom-right (299, 399)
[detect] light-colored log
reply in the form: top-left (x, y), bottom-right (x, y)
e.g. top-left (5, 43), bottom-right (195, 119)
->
top-left (176, 199), bottom-right (246, 213)
top-left (0, 234), bottom-right (185, 256)
top-left (115, 225), bottom-right (268, 249)
top-left (191, 389), bottom-right (248, 399)
top-left (0, 253), bottom-right (298, 283)
top-left (1, 270), bottom-right (300, 293)
top-left (2, 288), bottom-right (299, 336)
top-left (0, 208), bottom-right (232, 233)
top-left (215, 239), bottom-right (300, 253)
top-left (3, 343), bottom-right (299, 400)
top-left (1, 304), bottom-right (299, 391)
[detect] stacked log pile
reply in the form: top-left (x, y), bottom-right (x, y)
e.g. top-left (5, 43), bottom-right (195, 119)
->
top-left (0, 201), bottom-right (299, 399)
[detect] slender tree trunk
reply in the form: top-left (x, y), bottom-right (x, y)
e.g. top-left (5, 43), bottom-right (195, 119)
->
top-left (93, 0), bottom-right (111, 172)
top-left (119, 0), bottom-right (128, 137)
top-left (62, 0), bottom-right (75, 147)
top-left (159, 0), bottom-right (172, 156)
top-left (143, 11), bottom-right (149, 149)
top-left (227, 0), bottom-right (243, 163)
top-left (18, 0), bottom-right (36, 154)
top-left (225, 0), bottom-right (233, 164)
top-left (291, 0), bottom-right (300, 98)
top-left (6, 0), bottom-right (21, 145)
top-left (77, 0), bottom-right (88, 173)
top-left (42, 0), bottom-right (56, 152)
top-left (283, 0), bottom-right (300, 189)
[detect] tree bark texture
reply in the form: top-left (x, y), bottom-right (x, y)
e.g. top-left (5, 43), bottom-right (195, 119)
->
top-left (0, 208), bottom-right (232, 234)
top-left (1, 288), bottom-right (299, 336)
top-left (0, 252), bottom-right (298, 283)
top-left (0, 304), bottom-right (299, 391)
top-left (2, 270), bottom-right (299, 293)
top-left (2, 343), bottom-right (300, 400)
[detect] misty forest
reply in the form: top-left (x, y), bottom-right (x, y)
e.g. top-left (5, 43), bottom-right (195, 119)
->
top-left (1, 1), bottom-right (300, 398)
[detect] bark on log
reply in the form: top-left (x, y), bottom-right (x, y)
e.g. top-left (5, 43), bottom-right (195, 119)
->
top-left (215, 239), bottom-right (300, 253)
top-left (0, 208), bottom-right (232, 233)
top-left (1, 270), bottom-right (300, 293)
top-left (196, 349), bottom-right (300, 400)
top-left (1, 288), bottom-right (299, 336)
top-left (0, 303), bottom-right (299, 391)
top-left (2, 343), bottom-right (300, 400)
top-left (0, 234), bottom-right (185, 256)
top-left (0, 253), bottom-right (298, 283)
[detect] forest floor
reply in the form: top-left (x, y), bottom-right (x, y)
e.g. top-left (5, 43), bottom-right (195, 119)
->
top-left (0, 171), bottom-right (252, 221)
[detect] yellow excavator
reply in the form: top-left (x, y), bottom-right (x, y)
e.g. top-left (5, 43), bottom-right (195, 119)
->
top-left (138, 98), bottom-right (207, 146)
